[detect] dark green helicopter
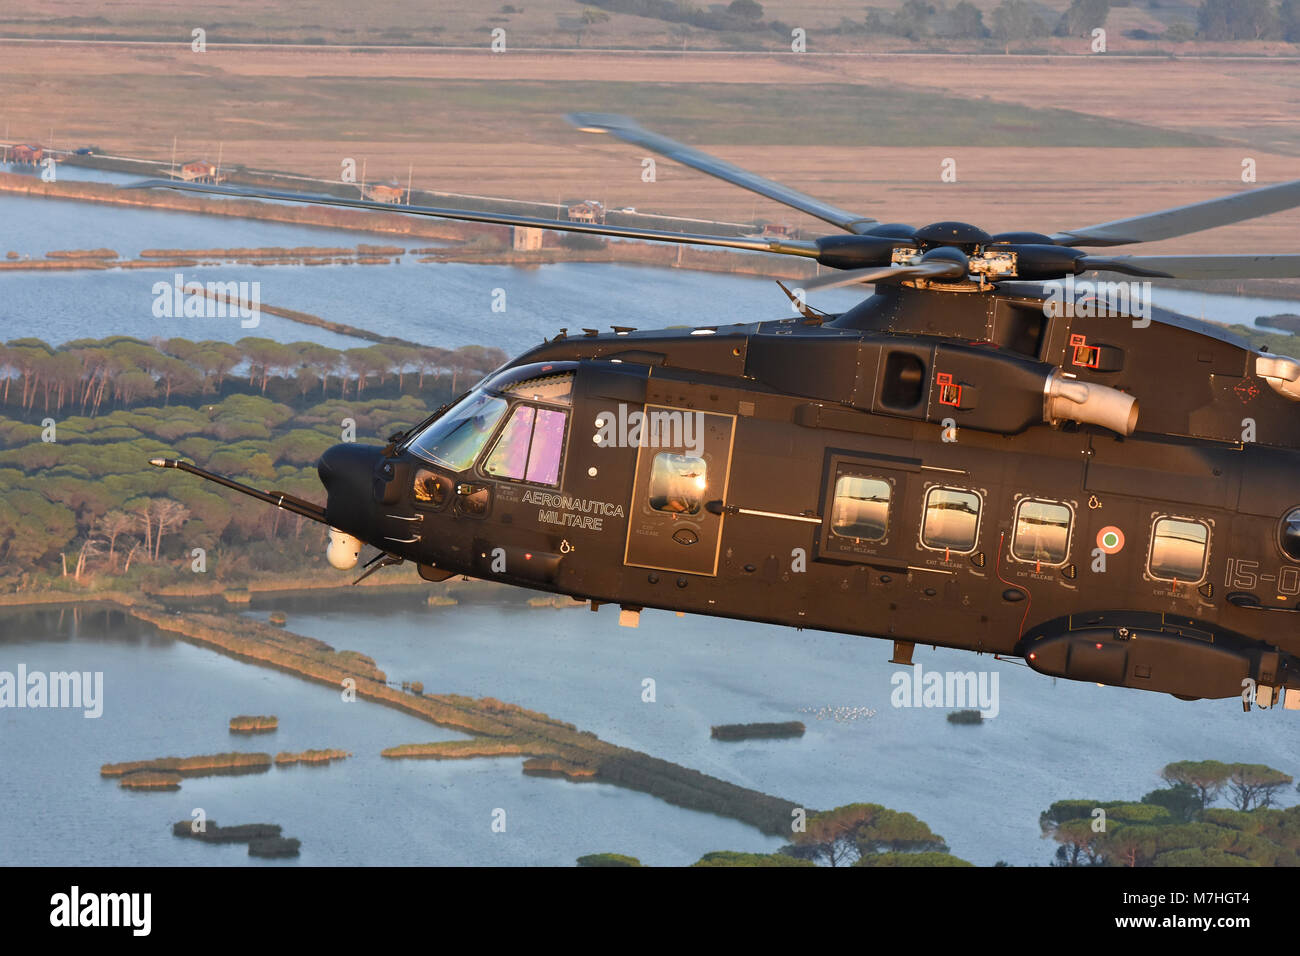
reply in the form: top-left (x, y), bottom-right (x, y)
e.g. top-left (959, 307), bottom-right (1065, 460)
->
top-left (139, 114), bottom-right (1300, 710)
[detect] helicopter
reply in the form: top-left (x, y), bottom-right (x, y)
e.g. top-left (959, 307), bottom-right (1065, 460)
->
top-left (136, 113), bottom-right (1300, 710)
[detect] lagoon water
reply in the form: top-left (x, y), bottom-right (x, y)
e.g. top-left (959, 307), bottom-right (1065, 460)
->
top-left (2, 176), bottom-right (1294, 352)
top-left (0, 172), bottom-right (866, 349)
top-left (2, 596), bottom-right (1297, 867)
top-left (0, 604), bottom-right (773, 867)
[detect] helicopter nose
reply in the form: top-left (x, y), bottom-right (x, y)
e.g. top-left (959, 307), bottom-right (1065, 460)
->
top-left (317, 443), bottom-right (385, 531)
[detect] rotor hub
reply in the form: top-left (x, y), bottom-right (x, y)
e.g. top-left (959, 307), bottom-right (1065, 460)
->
top-left (913, 221), bottom-right (992, 254)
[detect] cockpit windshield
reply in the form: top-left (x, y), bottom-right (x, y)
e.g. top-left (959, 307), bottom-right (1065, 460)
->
top-left (405, 391), bottom-right (508, 471)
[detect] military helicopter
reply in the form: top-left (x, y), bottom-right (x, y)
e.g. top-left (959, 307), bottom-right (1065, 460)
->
top-left (137, 114), bottom-right (1300, 710)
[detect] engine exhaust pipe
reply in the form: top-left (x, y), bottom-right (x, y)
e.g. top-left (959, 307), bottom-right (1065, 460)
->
top-left (1043, 370), bottom-right (1138, 436)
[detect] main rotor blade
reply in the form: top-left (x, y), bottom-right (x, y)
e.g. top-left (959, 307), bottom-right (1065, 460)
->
top-left (567, 112), bottom-right (877, 235)
top-left (122, 180), bottom-right (821, 258)
top-left (1051, 178), bottom-right (1300, 247)
top-left (802, 259), bottom-right (968, 292)
top-left (1080, 254), bottom-right (1300, 279)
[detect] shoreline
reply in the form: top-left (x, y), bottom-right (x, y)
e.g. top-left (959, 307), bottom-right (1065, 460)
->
top-left (0, 171), bottom-right (814, 284)
top-left (0, 567), bottom-right (437, 610)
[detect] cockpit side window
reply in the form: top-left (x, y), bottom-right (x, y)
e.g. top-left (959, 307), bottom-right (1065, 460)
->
top-left (406, 391), bottom-right (508, 472)
top-left (526, 408), bottom-right (567, 485)
top-left (481, 404), bottom-right (568, 486)
top-left (483, 405), bottom-right (534, 480)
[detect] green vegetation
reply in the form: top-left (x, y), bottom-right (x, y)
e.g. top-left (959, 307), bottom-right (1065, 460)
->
top-left (0, 336), bottom-right (504, 591)
top-left (1258, 314), bottom-right (1300, 333)
top-left (781, 803), bottom-right (965, 866)
top-left (680, 802), bottom-right (969, 866)
top-left (845, 0), bottom-right (1299, 43)
top-left (102, 752), bottom-right (274, 780)
top-left (230, 714), bottom-right (278, 733)
top-left (582, 0), bottom-right (777, 34)
top-left (710, 721), bottom-right (805, 740)
top-left (171, 821), bottom-right (282, 842)
top-left (171, 820), bottom-right (300, 856)
top-left (1198, 0), bottom-right (1295, 39)
top-left (1042, 760), bottom-right (1299, 865)
top-left (1159, 759), bottom-right (1293, 812)
top-left (310, 79), bottom-right (1218, 150)
top-left (856, 851), bottom-right (974, 866)
top-left (248, 837), bottom-right (302, 858)
top-left (119, 770), bottom-right (181, 790)
top-left (274, 748), bottom-right (351, 765)
top-left (577, 853), bottom-right (643, 867)
top-left (692, 850), bottom-right (815, 867)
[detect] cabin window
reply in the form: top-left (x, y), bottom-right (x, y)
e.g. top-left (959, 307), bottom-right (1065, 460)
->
top-left (648, 453), bottom-right (707, 515)
top-left (921, 486), bottom-right (981, 553)
top-left (1011, 498), bottom-right (1072, 566)
top-left (1281, 508), bottom-right (1300, 562)
top-left (482, 404), bottom-right (567, 486)
top-left (1149, 517), bottom-right (1210, 583)
top-left (407, 391), bottom-right (507, 472)
top-left (831, 475), bottom-right (891, 542)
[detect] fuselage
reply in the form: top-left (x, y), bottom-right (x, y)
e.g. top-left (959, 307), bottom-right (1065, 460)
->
top-left (316, 288), bottom-right (1300, 705)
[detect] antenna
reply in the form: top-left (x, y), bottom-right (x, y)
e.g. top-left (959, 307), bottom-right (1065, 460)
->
top-left (406, 162), bottom-right (413, 205)
top-left (360, 158), bottom-right (367, 198)
top-left (170, 135), bottom-right (177, 178)
top-left (215, 141), bottom-right (223, 183)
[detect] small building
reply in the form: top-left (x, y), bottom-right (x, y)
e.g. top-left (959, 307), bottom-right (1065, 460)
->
top-left (512, 226), bottom-right (544, 251)
top-left (10, 144), bottom-right (44, 165)
top-left (362, 182), bottom-right (406, 204)
top-left (567, 200), bottom-right (604, 224)
top-left (760, 223), bottom-right (798, 239)
top-left (177, 160), bottom-right (220, 183)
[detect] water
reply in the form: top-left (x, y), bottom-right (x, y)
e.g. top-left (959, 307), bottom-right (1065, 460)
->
top-left (0, 189), bottom-right (868, 348)
top-left (0, 604), bottom-right (775, 867)
top-left (5, 597), bottom-right (1296, 866)
top-left (1151, 288), bottom-right (1300, 331)
top-left (240, 592), bottom-right (1297, 867)
top-left (1, 162), bottom-right (147, 188)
